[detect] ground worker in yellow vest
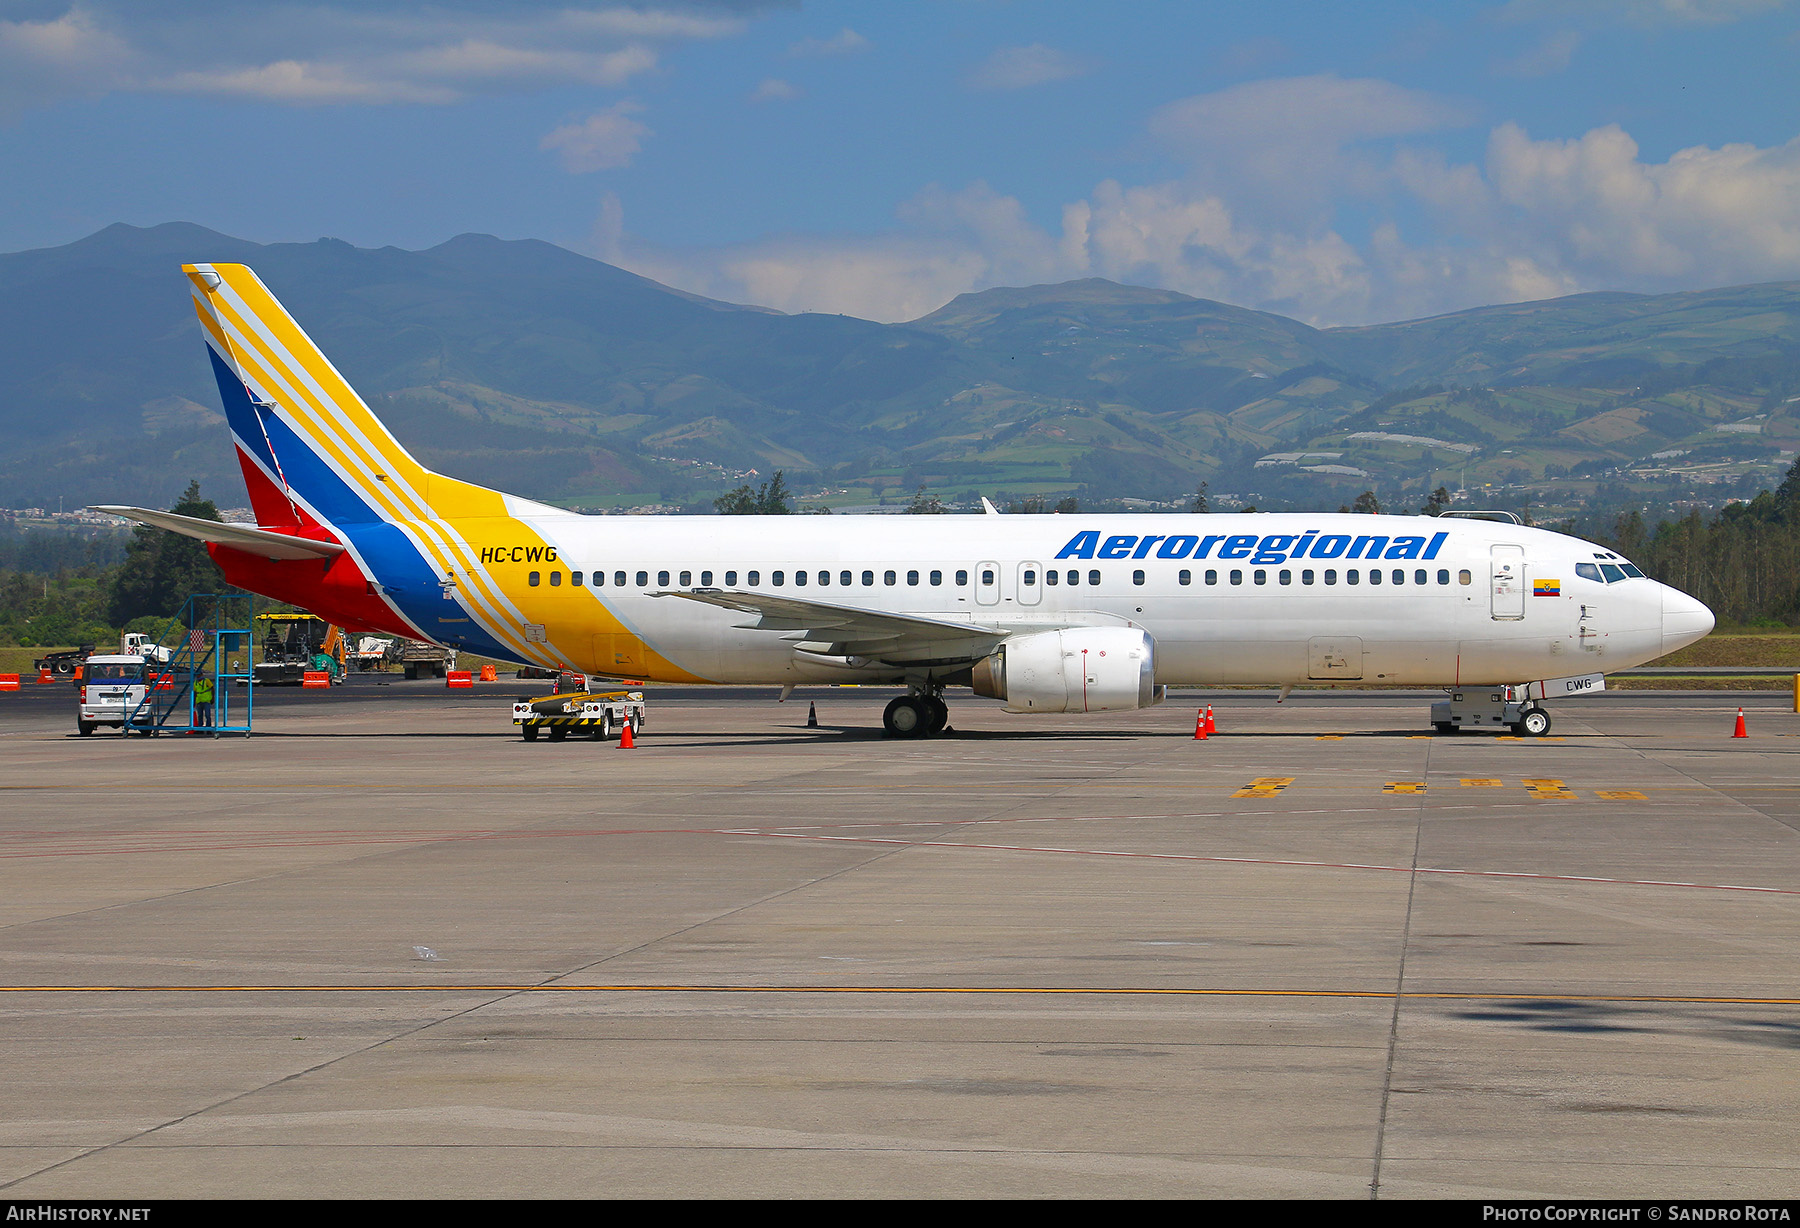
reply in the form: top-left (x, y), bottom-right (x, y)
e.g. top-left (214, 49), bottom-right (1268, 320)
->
top-left (192, 672), bottom-right (214, 729)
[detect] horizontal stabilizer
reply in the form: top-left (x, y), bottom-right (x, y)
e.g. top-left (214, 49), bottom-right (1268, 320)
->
top-left (92, 506), bottom-right (346, 561)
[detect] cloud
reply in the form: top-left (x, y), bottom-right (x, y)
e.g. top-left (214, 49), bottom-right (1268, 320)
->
top-left (0, 2), bottom-right (749, 114)
top-left (965, 44), bottom-right (1094, 91)
top-left (749, 77), bottom-right (800, 102)
top-left (1493, 29), bottom-right (1582, 76)
top-left (1496, 0), bottom-right (1785, 26)
top-left (541, 101), bottom-right (649, 173)
top-left (787, 27), bottom-right (868, 57)
top-left (590, 101), bottom-right (1800, 329)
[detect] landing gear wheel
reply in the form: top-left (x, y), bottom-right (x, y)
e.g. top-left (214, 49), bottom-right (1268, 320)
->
top-left (1517, 706), bottom-right (1552, 737)
top-left (925, 696), bottom-right (948, 735)
top-left (883, 696), bottom-right (929, 739)
top-left (521, 724), bottom-right (539, 741)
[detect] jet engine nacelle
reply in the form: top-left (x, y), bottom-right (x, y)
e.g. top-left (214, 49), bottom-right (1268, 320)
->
top-left (971, 627), bottom-right (1163, 713)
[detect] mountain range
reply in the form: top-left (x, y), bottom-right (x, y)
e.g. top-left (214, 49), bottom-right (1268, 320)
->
top-left (3, 222), bottom-right (1798, 512)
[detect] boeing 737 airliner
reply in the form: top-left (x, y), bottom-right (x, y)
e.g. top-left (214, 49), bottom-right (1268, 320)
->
top-left (99, 263), bottom-right (1715, 737)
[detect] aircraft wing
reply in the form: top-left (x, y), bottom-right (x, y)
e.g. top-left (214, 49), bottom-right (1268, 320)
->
top-left (655, 589), bottom-right (1006, 661)
top-left (92, 506), bottom-right (346, 561)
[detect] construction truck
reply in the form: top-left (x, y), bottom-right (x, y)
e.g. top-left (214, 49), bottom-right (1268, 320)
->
top-left (34, 644), bottom-right (94, 676)
top-left (396, 638), bottom-right (456, 680)
top-left (254, 612), bottom-right (345, 685)
top-left (353, 636), bottom-right (395, 671)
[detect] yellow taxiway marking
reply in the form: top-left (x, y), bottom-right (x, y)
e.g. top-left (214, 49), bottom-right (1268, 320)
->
top-left (3, 985), bottom-right (1798, 1007)
top-left (1595, 790), bottom-right (1648, 801)
top-left (1316, 735), bottom-right (1344, 741)
top-left (1497, 736), bottom-right (1567, 742)
top-left (1231, 776), bottom-right (1295, 799)
top-left (1524, 778), bottom-right (1577, 799)
top-left (1461, 778), bottom-right (1504, 787)
top-left (1383, 782), bottom-right (1426, 794)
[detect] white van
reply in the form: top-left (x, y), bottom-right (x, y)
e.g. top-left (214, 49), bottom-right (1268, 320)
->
top-left (78, 655), bottom-right (151, 736)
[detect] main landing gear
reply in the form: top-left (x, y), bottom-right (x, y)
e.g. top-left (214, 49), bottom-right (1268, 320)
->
top-left (883, 691), bottom-right (950, 739)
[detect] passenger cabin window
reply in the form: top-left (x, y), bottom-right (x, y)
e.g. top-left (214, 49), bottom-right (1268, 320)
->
top-left (1205, 569), bottom-right (1218, 585)
top-left (1230, 570), bottom-right (1243, 586)
top-left (1131, 569), bottom-right (1144, 586)
top-left (1347, 570), bottom-right (1360, 585)
top-left (725, 570), bottom-right (738, 585)
top-left (747, 570), bottom-right (759, 586)
top-left (884, 570), bottom-right (896, 586)
top-left (549, 571), bottom-right (561, 586)
top-left (529, 571), bottom-right (541, 586)
top-left (1067, 570), bottom-right (1080, 585)
top-left (658, 570), bottom-right (670, 587)
top-left (1253, 569), bottom-right (1267, 586)
top-left (701, 571), bottom-right (713, 586)
top-left (1046, 570), bottom-right (1059, 586)
top-left (794, 570), bottom-right (807, 586)
top-left (635, 571), bottom-right (648, 587)
top-left (956, 570), bottom-right (969, 586)
top-left (1026, 569), bottom-right (1039, 586)
top-left (1087, 570), bottom-right (1101, 586)
top-left (839, 570), bottom-right (851, 586)
top-left (930, 570), bottom-right (943, 586)
top-left (981, 568), bottom-right (995, 585)
top-left (1302, 569), bottom-right (1314, 585)
top-left (1368, 569), bottom-right (1381, 585)
top-left (1178, 570), bottom-right (1191, 586)
top-left (679, 570), bottom-right (691, 586)
top-left (1414, 570), bottom-right (1427, 585)
top-left (571, 571), bottom-right (583, 586)
top-left (1437, 569), bottom-right (1450, 585)
top-left (1458, 570), bottom-right (1472, 585)
top-left (907, 570), bottom-right (919, 586)
top-left (1279, 570), bottom-right (1292, 586)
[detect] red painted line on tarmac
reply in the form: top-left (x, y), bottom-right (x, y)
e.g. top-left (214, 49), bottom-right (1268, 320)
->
top-left (722, 830), bottom-right (1800, 898)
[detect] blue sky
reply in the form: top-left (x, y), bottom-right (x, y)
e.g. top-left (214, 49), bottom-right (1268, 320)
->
top-left (2, 0), bottom-right (1797, 325)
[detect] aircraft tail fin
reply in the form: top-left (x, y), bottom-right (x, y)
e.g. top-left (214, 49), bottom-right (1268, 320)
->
top-left (184, 262), bottom-right (449, 532)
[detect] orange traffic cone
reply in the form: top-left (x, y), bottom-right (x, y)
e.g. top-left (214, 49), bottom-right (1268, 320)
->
top-left (618, 720), bottom-right (635, 749)
top-left (1733, 708), bottom-right (1748, 738)
top-left (1194, 708), bottom-right (1207, 740)
top-left (1204, 705), bottom-right (1216, 736)
top-left (36, 668), bottom-right (53, 684)
top-left (807, 702), bottom-right (818, 728)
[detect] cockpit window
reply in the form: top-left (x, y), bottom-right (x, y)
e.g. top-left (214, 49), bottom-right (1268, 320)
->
top-left (1600, 563), bottom-right (1627, 583)
top-left (1576, 563), bottom-right (1602, 583)
top-left (1620, 563), bottom-right (1645, 578)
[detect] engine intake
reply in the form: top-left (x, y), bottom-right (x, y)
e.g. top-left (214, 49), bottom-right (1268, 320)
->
top-left (971, 627), bottom-right (1163, 713)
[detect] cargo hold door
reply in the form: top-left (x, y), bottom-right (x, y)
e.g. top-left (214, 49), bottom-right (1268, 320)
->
top-left (1308, 636), bottom-right (1363, 680)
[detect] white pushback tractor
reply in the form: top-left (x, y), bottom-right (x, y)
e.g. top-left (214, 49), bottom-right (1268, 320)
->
top-left (512, 671), bottom-right (645, 742)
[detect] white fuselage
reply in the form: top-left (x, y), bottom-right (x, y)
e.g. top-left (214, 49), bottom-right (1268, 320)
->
top-left (466, 509), bottom-right (1712, 687)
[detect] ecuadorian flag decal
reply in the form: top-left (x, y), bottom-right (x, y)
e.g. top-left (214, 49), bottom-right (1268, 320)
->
top-left (1534, 578), bottom-right (1562, 597)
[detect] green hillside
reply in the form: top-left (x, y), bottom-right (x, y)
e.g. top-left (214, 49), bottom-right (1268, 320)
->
top-left (3, 223), bottom-right (1799, 514)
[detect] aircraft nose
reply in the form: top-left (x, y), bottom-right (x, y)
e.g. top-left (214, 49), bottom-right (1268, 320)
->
top-left (1660, 584), bottom-right (1714, 655)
